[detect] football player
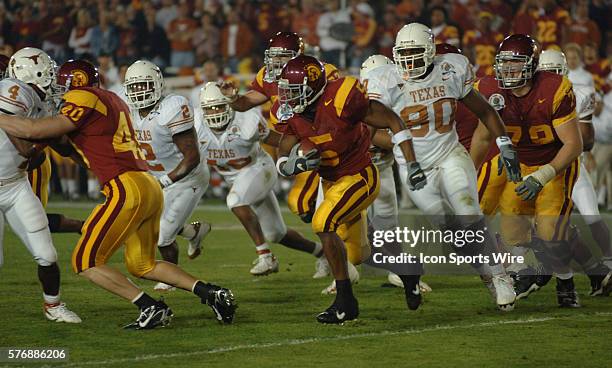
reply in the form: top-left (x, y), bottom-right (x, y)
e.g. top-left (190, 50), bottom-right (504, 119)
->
top-left (276, 54), bottom-right (427, 324)
top-left (367, 23), bottom-right (520, 311)
top-left (0, 60), bottom-right (236, 329)
top-left (220, 32), bottom-right (339, 224)
top-left (125, 60), bottom-right (211, 292)
top-left (471, 34), bottom-right (584, 307)
top-left (359, 54), bottom-right (432, 294)
top-left (197, 82), bottom-right (325, 276)
top-left (0, 48), bottom-right (81, 323)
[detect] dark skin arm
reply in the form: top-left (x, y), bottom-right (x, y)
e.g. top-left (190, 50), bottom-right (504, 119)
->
top-left (371, 129), bottom-right (393, 150)
top-left (362, 100), bottom-right (416, 162)
top-left (462, 89), bottom-right (507, 138)
top-left (470, 121), bottom-right (492, 169)
top-left (168, 128), bottom-right (201, 183)
top-left (219, 81), bottom-right (269, 112)
top-left (262, 129), bottom-right (282, 147)
top-left (578, 118), bottom-right (594, 152)
top-left (277, 133), bottom-right (299, 167)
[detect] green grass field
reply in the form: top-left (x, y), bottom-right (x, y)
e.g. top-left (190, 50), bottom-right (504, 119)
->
top-left (1, 203), bottom-right (611, 368)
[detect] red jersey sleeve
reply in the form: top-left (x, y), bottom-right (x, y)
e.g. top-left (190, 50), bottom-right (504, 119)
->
top-left (551, 76), bottom-right (577, 128)
top-left (333, 77), bottom-right (369, 123)
top-left (250, 67), bottom-right (267, 95)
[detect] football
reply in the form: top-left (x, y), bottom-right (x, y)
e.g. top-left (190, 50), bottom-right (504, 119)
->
top-left (297, 139), bottom-right (320, 158)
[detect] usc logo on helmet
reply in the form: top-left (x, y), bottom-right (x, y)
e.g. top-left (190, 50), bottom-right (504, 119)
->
top-left (71, 69), bottom-right (89, 87)
top-left (305, 64), bottom-right (321, 82)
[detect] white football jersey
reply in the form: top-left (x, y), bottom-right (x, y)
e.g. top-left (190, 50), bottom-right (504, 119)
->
top-left (195, 108), bottom-right (270, 182)
top-left (132, 94), bottom-right (202, 180)
top-left (573, 83), bottom-right (596, 122)
top-left (0, 78), bottom-right (51, 178)
top-left (366, 53), bottom-right (475, 169)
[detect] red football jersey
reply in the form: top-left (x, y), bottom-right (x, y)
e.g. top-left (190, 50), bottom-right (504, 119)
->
top-left (61, 87), bottom-right (148, 185)
top-left (285, 77), bottom-right (372, 181)
top-left (462, 30), bottom-right (504, 77)
top-left (475, 73), bottom-right (577, 166)
top-left (532, 7), bottom-right (570, 50)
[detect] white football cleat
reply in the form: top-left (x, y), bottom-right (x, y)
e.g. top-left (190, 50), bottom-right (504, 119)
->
top-left (44, 302), bottom-right (82, 323)
top-left (154, 282), bottom-right (176, 292)
top-left (387, 273), bottom-right (432, 292)
top-left (493, 274), bottom-right (516, 311)
top-left (313, 256), bottom-right (330, 279)
top-left (188, 221), bottom-right (211, 260)
top-left (250, 254), bottom-right (279, 276)
top-left (321, 262), bottom-right (360, 295)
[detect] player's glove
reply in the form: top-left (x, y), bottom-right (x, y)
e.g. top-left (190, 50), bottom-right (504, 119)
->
top-left (406, 161), bottom-right (427, 191)
top-left (496, 136), bottom-right (522, 183)
top-left (514, 164), bottom-right (556, 201)
top-left (278, 144), bottom-right (320, 177)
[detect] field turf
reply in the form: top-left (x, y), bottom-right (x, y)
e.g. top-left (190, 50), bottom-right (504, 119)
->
top-left (0, 203), bottom-right (611, 367)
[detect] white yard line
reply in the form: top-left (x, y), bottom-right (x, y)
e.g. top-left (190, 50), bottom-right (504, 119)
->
top-left (47, 312), bottom-right (612, 368)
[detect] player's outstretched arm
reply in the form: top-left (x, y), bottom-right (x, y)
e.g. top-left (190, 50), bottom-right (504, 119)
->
top-left (364, 100), bottom-right (426, 190)
top-left (0, 114), bottom-right (76, 140)
top-left (220, 81), bottom-right (269, 112)
top-left (469, 121), bottom-right (493, 169)
top-left (163, 128), bottom-right (201, 185)
top-left (262, 130), bottom-right (282, 147)
top-left (462, 89), bottom-right (521, 182)
top-left (370, 128), bottom-right (392, 150)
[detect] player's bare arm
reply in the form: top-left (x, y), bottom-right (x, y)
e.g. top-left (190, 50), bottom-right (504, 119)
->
top-left (363, 100), bottom-right (416, 162)
top-left (469, 121), bottom-right (492, 169)
top-left (220, 81), bottom-right (269, 112)
top-left (0, 114), bottom-right (76, 140)
top-left (550, 118), bottom-right (583, 173)
top-left (262, 129), bottom-right (282, 147)
top-left (371, 129), bottom-right (392, 150)
top-left (168, 128), bottom-right (201, 183)
top-left (578, 118), bottom-right (594, 151)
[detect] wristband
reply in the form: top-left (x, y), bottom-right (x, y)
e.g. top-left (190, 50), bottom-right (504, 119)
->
top-left (526, 164), bottom-right (556, 186)
top-left (391, 129), bottom-right (413, 145)
top-left (276, 157), bottom-right (289, 177)
top-left (159, 174), bottom-right (173, 188)
top-left (496, 136), bottom-right (512, 147)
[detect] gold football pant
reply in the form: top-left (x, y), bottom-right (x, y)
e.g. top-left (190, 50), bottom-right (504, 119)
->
top-left (288, 170), bottom-right (320, 218)
top-left (477, 154), bottom-right (506, 216)
top-left (71, 171), bottom-right (163, 277)
top-left (27, 154), bottom-right (52, 209)
top-left (492, 160), bottom-right (580, 246)
top-left (313, 164), bottom-right (380, 264)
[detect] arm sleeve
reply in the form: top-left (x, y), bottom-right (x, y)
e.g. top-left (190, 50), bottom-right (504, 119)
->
top-left (552, 77), bottom-right (577, 128)
top-left (160, 95), bottom-right (195, 135)
top-left (335, 77), bottom-right (369, 123)
top-left (60, 89), bottom-right (101, 127)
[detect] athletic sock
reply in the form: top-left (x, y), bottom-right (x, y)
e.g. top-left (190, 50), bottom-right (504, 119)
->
top-left (43, 293), bottom-right (60, 305)
top-left (180, 223), bottom-right (197, 240)
top-left (256, 243), bottom-right (271, 257)
top-left (132, 292), bottom-right (157, 310)
top-left (335, 279), bottom-right (354, 308)
top-left (312, 242), bottom-right (323, 258)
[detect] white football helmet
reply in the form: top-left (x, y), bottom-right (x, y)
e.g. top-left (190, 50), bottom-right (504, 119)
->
top-left (8, 47), bottom-right (56, 93)
top-left (392, 23), bottom-right (436, 80)
top-left (200, 82), bottom-right (234, 129)
top-left (124, 60), bottom-right (164, 109)
top-left (360, 54), bottom-right (393, 82)
top-left (538, 50), bottom-right (568, 76)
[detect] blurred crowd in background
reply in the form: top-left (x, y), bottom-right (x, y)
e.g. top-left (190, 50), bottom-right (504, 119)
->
top-left (0, 0), bottom-right (611, 208)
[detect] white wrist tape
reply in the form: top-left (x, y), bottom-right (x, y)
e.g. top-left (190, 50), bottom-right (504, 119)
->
top-left (527, 164), bottom-right (556, 186)
top-left (276, 157), bottom-right (289, 177)
top-left (392, 129), bottom-right (413, 145)
top-left (159, 174), bottom-right (173, 188)
top-left (496, 136), bottom-right (512, 147)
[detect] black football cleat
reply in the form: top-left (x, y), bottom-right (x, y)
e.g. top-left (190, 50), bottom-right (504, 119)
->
top-left (400, 275), bottom-right (422, 310)
top-left (556, 277), bottom-right (581, 308)
top-left (316, 299), bottom-right (359, 324)
top-left (202, 285), bottom-right (237, 324)
top-left (124, 299), bottom-right (173, 330)
top-left (514, 267), bottom-right (539, 300)
top-left (587, 262), bottom-right (612, 296)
